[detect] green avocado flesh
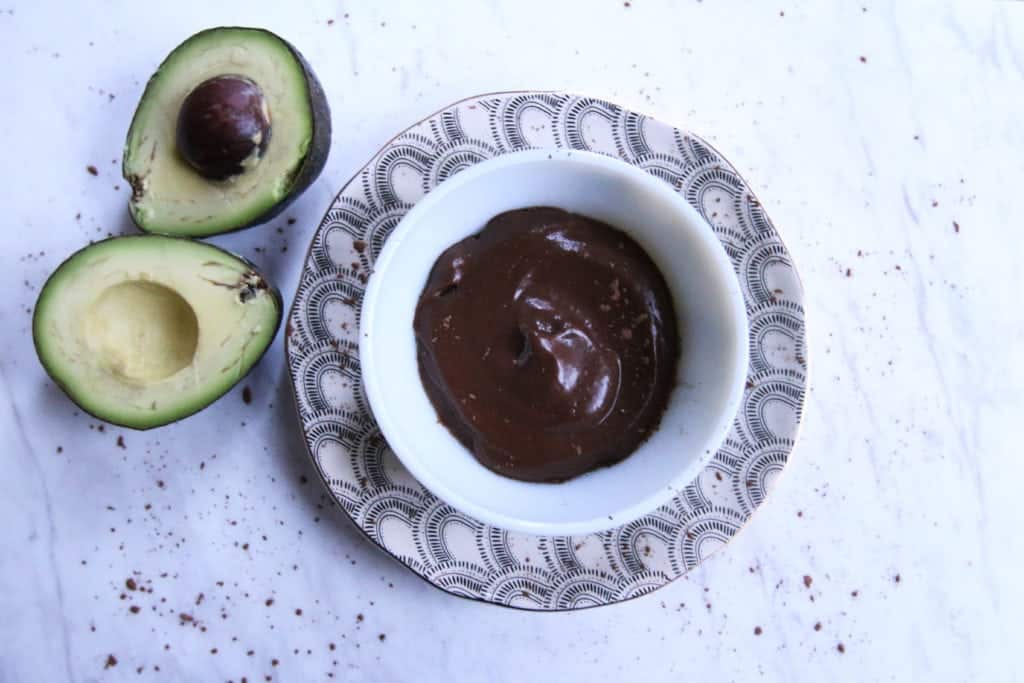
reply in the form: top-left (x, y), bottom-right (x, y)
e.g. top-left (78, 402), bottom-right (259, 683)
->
top-left (33, 236), bottom-right (281, 429)
top-left (123, 27), bottom-right (323, 236)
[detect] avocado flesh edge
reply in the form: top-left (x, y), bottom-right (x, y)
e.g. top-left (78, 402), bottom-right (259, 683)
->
top-left (33, 235), bottom-right (281, 429)
top-left (123, 27), bottom-right (330, 237)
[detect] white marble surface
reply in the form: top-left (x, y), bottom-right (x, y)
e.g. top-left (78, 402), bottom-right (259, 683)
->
top-left (1, 1), bottom-right (1021, 681)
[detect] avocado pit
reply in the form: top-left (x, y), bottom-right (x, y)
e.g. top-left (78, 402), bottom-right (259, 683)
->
top-left (176, 75), bottom-right (271, 180)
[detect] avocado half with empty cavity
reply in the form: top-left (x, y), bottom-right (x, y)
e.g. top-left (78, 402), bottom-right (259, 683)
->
top-left (123, 27), bottom-right (331, 236)
top-left (33, 236), bottom-right (282, 429)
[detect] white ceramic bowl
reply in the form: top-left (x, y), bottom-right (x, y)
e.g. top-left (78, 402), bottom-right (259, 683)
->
top-left (361, 149), bottom-right (748, 536)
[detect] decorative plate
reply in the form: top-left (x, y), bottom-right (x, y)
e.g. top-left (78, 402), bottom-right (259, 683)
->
top-left (285, 92), bottom-right (807, 610)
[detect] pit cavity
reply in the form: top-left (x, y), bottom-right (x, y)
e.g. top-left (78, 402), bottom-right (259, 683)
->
top-left (84, 280), bottom-right (199, 382)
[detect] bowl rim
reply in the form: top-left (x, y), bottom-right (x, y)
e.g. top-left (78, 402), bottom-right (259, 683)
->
top-left (360, 147), bottom-right (749, 535)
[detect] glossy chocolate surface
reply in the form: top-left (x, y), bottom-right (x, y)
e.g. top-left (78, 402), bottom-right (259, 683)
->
top-left (414, 207), bottom-right (679, 483)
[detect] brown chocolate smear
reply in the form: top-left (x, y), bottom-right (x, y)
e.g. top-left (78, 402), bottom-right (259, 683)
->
top-left (414, 207), bottom-right (678, 483)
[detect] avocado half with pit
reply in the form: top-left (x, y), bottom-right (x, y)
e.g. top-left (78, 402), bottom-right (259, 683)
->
top-left (33, 236), bottom-right (281, 429)
top-left (123, 27), bottom-right (330, 236)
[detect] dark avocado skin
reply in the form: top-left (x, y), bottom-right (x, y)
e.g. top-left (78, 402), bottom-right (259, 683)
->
top-left (32, 235), bottom-right (283, 430)
top-left (242, 37), bottom-right (332, 230)
top-left (123, 27), bottom-right (332, 236)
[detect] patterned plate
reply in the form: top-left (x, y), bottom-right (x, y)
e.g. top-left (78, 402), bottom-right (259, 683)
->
top-left (285, 92), bottom-right (807, 610)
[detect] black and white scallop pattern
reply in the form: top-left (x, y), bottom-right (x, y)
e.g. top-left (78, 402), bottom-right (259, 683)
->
top-left (487, 565), bottom-right (554, 607)
top-left (735, 368), bottom-right (806, 445)
top-left (290, 270), bottom-right (363, 350)
top-left (292, 341), bottom-right (361, 416)
top-left (538, 535), bottom-right (589, 575)
top-left (612, 511), bottom-right (686, 576)
top-left (485, 93), bottom-right (565, 151)
top-left (677, 157), bottom-right (750, 254)
top-left (414, 499), bottom-right (484, 566)
top-left (617, 110), bottom-right (653, 160)
top-left (616, 572), bottom-right (671, 602)
top-left (673, 128), bottom-right (717, 166)
top-left (314, 199), bottom-right (372, 272)
top-left (633, 152), bottom-right (691, 188)
top-left (424, 138), bottom-right (500, 191)
top-left (739, 234), bottom-right (802, 308)
top-left (426, 562), bottom-right (491, 600)
top-left (733, 438), bottom-right (793, 516)
top-left (676, 506), bottom-right (747, 570)
top-left (366, 137), bottom-right (437, 207)
top-left (747, 300), bottom-right (807, 374)
top-left (557, 96), bottom-right (625, 155)
top-left (286, 92), bottom-right (807, 610)
top-left (548, 570), bottom-right (622, 609)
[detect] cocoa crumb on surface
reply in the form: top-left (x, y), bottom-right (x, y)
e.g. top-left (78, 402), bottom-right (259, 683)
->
top-left (116, 436), bottom-right (125, 449)
top-left (327, 18), bottom-right (334, 24)
top-left (156, 480), bottom-right (165, 489)
top-left (353, 239), bottom-right (367, 253)
top-left (378, 633), bottom-right (386, 641)
top-left (845, 268), bottom-right (852, 277)
top-left (242, 386), bottom-right (252, 404)
top-left (295, 608), bottom-right (302, 616)
top-left (837, 643), bottom-right (846, 653)
top-left (814, 622), bottom-right (822, 631)
top-left (271, 659), bottom-right (279, 667)
top-left (356, 613), bottom-right (364, 622)
top-left (894, 573), bottom-right (901, 583)
top-left (265, 598), bottom-right (274, 606)
top-left (754, 626), bottom-right (762, 635)
top-left (179, 613), bottom-right (193, 622)
top-left (87, 165), bottom-right (98, 176)
top-left (104, 654), bottom-right (117, 669)
top-left (126, 578), bottom-right (137, 591)
top-left (129, 605), bottom-right (140, 614)
top-left (851, 590), bottom-right (859, 597)
top-left (953, 221), bottom-right (960, 233)
top-left (803, 575), bottom-right (813, 589)
top-left (56, 446), bottom-right (63, 453)
top-left (859, 56), bottom-right (867, 63)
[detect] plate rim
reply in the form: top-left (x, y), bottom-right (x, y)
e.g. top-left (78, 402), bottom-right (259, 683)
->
top-left (284, 89), bottom-right (810, 611)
